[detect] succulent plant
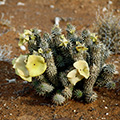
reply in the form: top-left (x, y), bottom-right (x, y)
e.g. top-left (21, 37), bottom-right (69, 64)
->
top-left (53, 93), bottom-right (66, 105)
top-left (62, 87), bottom-right (72, 99)
top-left (12, 23), bottom-right (115, 105)
top-left (36, 82), bottom-right (54, 96)
top-left (105, 81), bottom-right (116, 90)
top-left (74, 89), bottom-right (83, 99)
top-left (94, 10), bottom-right (120, 54)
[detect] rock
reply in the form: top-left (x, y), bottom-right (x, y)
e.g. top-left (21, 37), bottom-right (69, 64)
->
top-left (20, 45), bottom-right (26, 51)
top-left (102, 7), bottom-right (107, 12)
top-left (17, 2), bottom-right (25, 6)
top-left (50, 5), bottom-right (54, 8)
top-left (0, 0), bottom-right (6, 5)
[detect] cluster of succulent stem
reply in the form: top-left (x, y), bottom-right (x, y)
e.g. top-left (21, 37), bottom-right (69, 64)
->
top-left (13, 23), bottom-right (116, 105)
top-left (94, 10), bottom-right (120, 54)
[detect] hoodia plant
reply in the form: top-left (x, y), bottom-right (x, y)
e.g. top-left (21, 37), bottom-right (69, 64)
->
top-left (12, 24), bottom-right (115, 105)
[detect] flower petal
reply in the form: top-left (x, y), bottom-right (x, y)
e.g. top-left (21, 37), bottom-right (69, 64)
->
top-left (15, 69), bottom-right (32, 82)
top-left (68, 73), bottom-right (84, 85)
top-left (67, 69), bottom-right (84, 85)
top-left (13, 55), bottom-right (29, 77)
top-left (67, 69), bottom-right (77, 78)
top-left (26, 55), bottom-right (47, 77)
top-left (79, 66), bottom-right (89, 79)
top-left (73, 60), bottom-right (90, 79)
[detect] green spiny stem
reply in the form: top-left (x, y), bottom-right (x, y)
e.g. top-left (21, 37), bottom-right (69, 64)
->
top-left (105, 81), bottom-right (116, 89)
top-left (36, 82), bottom-right (54, 96)
top-left (74, 89), bottom-right (83, 99)
top-left (45, 57), bottom-right (59, 86)
top-left (62, 87), bottom-right (72, 99)
top-left (52, 93), bottom-right (66, 105)
top-left (96, 64), bottom-right (115, 87)
top-left (83, 43), bottom-right (101, 103)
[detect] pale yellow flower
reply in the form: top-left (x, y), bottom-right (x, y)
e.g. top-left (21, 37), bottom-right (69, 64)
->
top-left (67, 60), bottom-right (90, 85)
top-left (18, 29), bottom-right (34, 46)
top-left (59, 34), bottom-right (69, 47)
top-left (38, 48), bottom-right (44, 54)
top-left (12, 55), bottom-right (47, 82)
top-left (76, 42), bottom-right (88, 52)
top-left (24, 29), bottom-right (32, 35)
top-left (73, 60), bottom-right (89, 79)
top-left (26, 55), bottom-right (47, 77)
top-left (90, 33), bottom-right (98, 42)
top-left (67, 69), bottom-right (84, 85)
top-left (12, 55), bottom-right (32, 82)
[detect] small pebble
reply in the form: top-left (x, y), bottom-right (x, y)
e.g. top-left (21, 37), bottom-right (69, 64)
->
top-left (15, 104), bottom-right (18, 107)
top-left (6, 78), bottom-right (16, 83)
top-left (102, 7), bottom-right (107, 12)
top-left (105, 106), bottom-right (108, 109)
top-left (74, 10), bottom-right (77, 13)
top-left (105, 113), bottom-right (109, 115)
top-left (4, 103), bottom-right (6, 106)
top-left (10, 113), bottom-right (12, 116)
top-left (55, 17), bottom-right (61, 25)
top-left (117, 9), bottom-right (120, 13)
top-left (101, 118), bottom-right (106, 119)
top-left (20, 45), bottom-right (26, 51)
top-left (17, 2), bottom-right (25, 6)
top-left (0, 0), bottom-right (6, 5)
top-left (103, 100), bottom-right (105, 102)
top-left (50, 5), bottom-right (54, 8)
top-left (80, 5), bottom-right (84, 8)
top-left (115, 103), bottom-right (118, 106)
top-left (108, 1), bottom-right (113, 5)
top-left (22, 81), bottom-right (28, 84)
top-left (73, 110), bottom-right (76, 113)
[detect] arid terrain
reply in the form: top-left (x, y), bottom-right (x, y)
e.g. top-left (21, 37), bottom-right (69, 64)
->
top-left (0, 0), bottom-right (120, 120)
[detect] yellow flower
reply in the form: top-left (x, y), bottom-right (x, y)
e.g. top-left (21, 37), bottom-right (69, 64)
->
top-left (59, 34), bottom-right (69, 47)
top-left (12, 55), bottom-right (47, 82)
top-left (31, 34), bottom-right (36, 40)
top-left (15, 69), bottom-right (32, 82)
top-left (12, 55), bottom-right (32, 82)
top-left (76, 46), bottom-right (88, 52)
top-left (73, 60), bottom-right (89, 79)
top-left (76, 42), bottom-right (88, 52)
top-left (76, 41), bottom-right (80, 45)
top-left (26, 55), bottom-right (47, 77)
top-left (69, 29), bottom-right (75, 34)
top-left (66, 23), bottom-right (76, 34)
top-left (18, 33), bottom-right (29, 46)
top-left (90, 33), bottom-right (98, 42)
top-left (67, 60), bottom-right (90, 85)
top-left (18, 29), bottom-right (33, 46)
top-left (24, 29), bottom-right (32, 35)
top-left (38, 48), bottom-right (44, 54)
top-left (67, 69), bottom-right (84, 85)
